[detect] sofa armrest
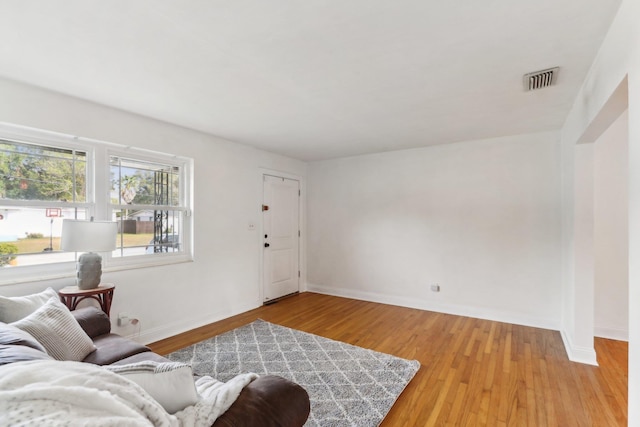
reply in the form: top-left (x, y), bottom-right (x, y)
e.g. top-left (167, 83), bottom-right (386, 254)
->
top-left (71, 306), bottom-right (111, 338)
top-left (82, 333), bottom-right (150, 365)
top-left (213, 375), bottom-right (310, 427)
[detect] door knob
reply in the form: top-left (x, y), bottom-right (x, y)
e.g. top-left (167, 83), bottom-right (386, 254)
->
top-left (264, 243), bottom-right (270, 248)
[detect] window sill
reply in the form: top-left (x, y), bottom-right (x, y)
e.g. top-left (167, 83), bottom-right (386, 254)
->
top-left (105, 254), bottom-right (194, 273)
top-left (0, 255), bottom-right (194, 287)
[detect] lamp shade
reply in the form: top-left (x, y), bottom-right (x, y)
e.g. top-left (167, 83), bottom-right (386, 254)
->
top-left (61, 219), bottom-right (117, 253)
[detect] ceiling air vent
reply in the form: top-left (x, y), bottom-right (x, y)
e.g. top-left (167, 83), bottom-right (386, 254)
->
top-left (523, 67), bottom-right (559, 91)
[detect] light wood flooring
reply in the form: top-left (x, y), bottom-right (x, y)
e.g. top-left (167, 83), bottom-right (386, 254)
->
top-left (148, 292), bottom-right (628, 426)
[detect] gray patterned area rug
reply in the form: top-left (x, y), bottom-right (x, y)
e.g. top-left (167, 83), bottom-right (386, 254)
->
top-left (166, 319), bottom-right (420, 426)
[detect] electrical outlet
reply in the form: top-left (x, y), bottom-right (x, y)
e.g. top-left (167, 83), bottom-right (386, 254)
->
top-left (430, 284), bottom-right (440, 292)
top-left (117, 312), bottom-right (130, 327)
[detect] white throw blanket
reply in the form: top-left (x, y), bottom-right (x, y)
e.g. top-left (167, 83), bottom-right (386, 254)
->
top-left (0, 360), bottom-right (257, 426)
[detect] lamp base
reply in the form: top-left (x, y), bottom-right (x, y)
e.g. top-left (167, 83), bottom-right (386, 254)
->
top-left (76, 252), bottom-right (103, 290)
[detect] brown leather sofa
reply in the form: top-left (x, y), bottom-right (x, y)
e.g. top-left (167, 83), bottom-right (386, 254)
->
top-left (0, 306), bottom-right (310, 426)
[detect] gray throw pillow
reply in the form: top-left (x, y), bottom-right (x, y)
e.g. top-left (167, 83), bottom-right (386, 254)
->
top-left (0, 322), bottom-right (47, 352)
top-left (0, 344), bottom-right (52, 366)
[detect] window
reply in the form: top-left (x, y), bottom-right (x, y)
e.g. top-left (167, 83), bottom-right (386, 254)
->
top-left (109, 155), bottom-right (188, 259)
top-left (0, 138), bottom-right (90, 268)
top-left (0, 124), bottom-right (193, 284)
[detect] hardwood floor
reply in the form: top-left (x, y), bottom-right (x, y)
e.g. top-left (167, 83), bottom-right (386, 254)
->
top-left (148, 292), bottom-right (628, 426)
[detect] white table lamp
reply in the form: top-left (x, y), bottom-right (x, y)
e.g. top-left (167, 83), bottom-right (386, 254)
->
top-left (61, 219), bottom-right (117, 289)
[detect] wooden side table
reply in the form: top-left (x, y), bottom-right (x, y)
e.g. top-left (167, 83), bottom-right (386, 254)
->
top-left (58, 283), bottom-right (115, 318)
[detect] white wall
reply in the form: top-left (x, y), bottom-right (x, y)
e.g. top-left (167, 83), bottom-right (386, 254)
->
top-left (0, 77), bottom-right (307, 343)
top-left (560, 0), bottom-right (639, 421)
top-left (594, 110), bottom-right (629, 341)
top-left (560, 79), bottom-right (628, 365)
top-left (568, 143), bottom-right (596, 364)
top-left (307, 131), bottom-right (563, 329)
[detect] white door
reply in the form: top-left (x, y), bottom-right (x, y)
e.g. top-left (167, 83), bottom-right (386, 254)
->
top-left (263, 175), bottom-right (300, 302)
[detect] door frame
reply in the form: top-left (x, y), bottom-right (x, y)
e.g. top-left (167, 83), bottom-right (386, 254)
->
top-left (258, 168), bottom-right (306, 304)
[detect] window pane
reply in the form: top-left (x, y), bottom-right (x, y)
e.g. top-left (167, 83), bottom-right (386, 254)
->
top-left (0, 206), bottom-right (86, 267)
top-left (111, 209), bottom-right (183, 257)
top-left (110, 157), bottom-right (180, 206)
top-left (0, 139), bottom-right (87, 202)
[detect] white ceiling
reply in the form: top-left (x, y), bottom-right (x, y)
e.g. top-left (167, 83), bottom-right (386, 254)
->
top-left (0, 1), bottom-right (621, 161)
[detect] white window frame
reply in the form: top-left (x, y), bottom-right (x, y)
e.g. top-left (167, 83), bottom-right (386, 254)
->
top-left (105, 146), bottom-right (193, 269)
top-left (0, 122), bottom-right (194, 286)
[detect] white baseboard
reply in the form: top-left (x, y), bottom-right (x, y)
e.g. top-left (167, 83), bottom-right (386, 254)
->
top-left (306, 283), bottom-right (560, 331)
top-left (307, 284), bottom-right (603, 365)
top-left (594, 326), bottom-right (629, 342)
top-left (120, 300), bottom-right (259, 345)
top-left (560, 329), bottom-right (599, 365)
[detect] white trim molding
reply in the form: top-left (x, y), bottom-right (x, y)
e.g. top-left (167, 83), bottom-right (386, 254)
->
top-left (560, 329), bottom-right (599, 366)
top-left (308, 283), bottom-right (603, 365)
top-left (306, 283), bottom-right (561, 332)
top-left (594, 326), bottom-right (629, 342)
top-left (120, 299), bottom-right (259, 345)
